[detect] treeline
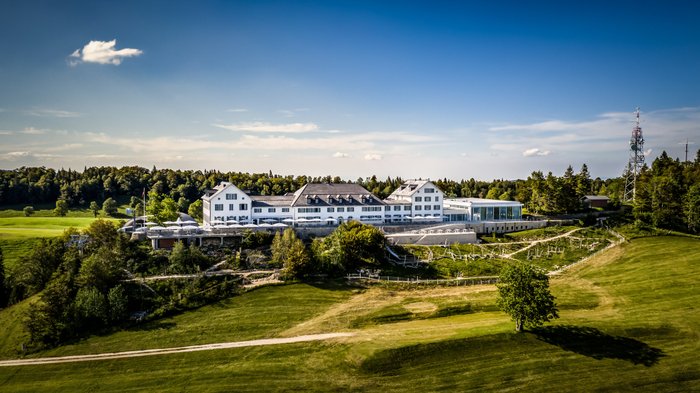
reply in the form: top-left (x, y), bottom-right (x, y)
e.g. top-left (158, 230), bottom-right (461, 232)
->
top-left (633, 151), bottom-right (700, 232)
top-left (0, 165), bottom-right (612, 212)
top-left (2, 149), bottom-right (699, 232)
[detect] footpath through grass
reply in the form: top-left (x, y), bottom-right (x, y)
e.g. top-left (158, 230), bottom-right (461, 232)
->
top-left (0, 236), bottom-right (698, 392)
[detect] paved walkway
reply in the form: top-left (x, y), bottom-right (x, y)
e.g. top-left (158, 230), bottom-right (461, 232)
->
top-left (0, 333), bottom-right (355, 367)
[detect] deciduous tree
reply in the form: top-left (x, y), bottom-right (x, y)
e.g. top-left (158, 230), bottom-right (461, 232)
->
top-left (496, 263), bottom-right (558, 332)
top-left (54, 199), bottom-right (68, 217)
top-left (89, 201), bottom-right (100, 218)
top-left (102, 197), bottom-right (118, 217)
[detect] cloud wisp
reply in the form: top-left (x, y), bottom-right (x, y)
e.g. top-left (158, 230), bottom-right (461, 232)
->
top-left (25, 109), bottom-right (81, 118)
top-left (212, 122), bottom-right (319, 133)
top-left (522, 148), bottom-right (550, 157)
top-left (69, 40), bottom-right (142, 65)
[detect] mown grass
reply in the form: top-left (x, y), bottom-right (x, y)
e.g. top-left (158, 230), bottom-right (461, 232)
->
top-left (0, 236), bottom-right (698, 392)
top-left (0, 216), bottom-right (118, 268)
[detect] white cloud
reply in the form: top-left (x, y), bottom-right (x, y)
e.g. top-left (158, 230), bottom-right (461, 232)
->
top-left (278, 108), bottom-right (309, 118)
top-left (212, 122), bottom-right (320, 133)
top-left (364, 153), bottom-right (383, 160)
top-left (69, 39), bottom-right (142, 65)
top-left (523, 148), bottom-right (550, 157)
top-left (227, 108), bottom-right (248, 113)
top-left (333, 152), bottom-right (350, 158)
top-left (1, 151), bottom-right (31, 160)
top-left (21, 127), bottom-right (47, 135)
top-left (25, 109), bottom-right (81, 118)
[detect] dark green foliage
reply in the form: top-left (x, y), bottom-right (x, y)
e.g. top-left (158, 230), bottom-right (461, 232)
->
top-left (74, 286), bottom-right (109, 327)
top-left (0, 247), bottom-right (6, 308)
top-left (273, 229), bottom-right (313, 279)
top-left (168, 242), bottom-right (211, 274)
top-left (312, 221), bottom-right (387, 274)
top-left (187, 199), bottom-right (203, 221)
top-left (241, 230), bottom-right (273, 249)
top-left (22, 206), bottom-right (34, 216)
top-left (684, 184), bottom-right (700, 233)
top-left (53, 199), bottom-right (68, 216)
top-left (24, 272), bottom-right (76, 346)
top-left (496, 262), bottom-right (559, 332)
top-left (101, 197), bottom-right (118, 216)
top-left (107, 285), bottom-right (129, 323)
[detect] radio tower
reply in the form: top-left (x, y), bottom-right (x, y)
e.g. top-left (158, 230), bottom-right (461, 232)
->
top-left (623, 107), bottom-right (645, 202)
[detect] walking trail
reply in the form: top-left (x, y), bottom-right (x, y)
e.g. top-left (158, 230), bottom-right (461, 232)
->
top-left (0, 332), bottom-right (354, 367)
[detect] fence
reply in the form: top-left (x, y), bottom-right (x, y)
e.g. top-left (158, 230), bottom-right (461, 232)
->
top-left (346, 273), bottom-right (498, 286)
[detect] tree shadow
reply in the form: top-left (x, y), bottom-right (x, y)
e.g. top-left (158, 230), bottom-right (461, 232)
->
top-left (125, 321), bottom-right (177, 332)
top-left (530, 325), bottom-right (665, 367)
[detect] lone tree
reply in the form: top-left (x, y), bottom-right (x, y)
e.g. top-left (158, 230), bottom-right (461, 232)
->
top-left (53, 199), bottom-right (68, 217)
top-left (23, 206), bottom-right (34, 217)
top-left (102, 198), bottom-right (118, 217)
top-left (89, 201), bottom-right (100, 218)
top-left (496, 262), bottom-right (559, 332)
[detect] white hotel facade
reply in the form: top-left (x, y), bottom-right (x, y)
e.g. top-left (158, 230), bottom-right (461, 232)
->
top-left (202, 179), bottom-right (523, 227)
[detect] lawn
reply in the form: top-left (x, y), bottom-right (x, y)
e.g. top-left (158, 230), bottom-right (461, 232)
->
top-left (0, 235), bottom-right (698, 392)
top-left (0, 216), bottom-right (120, 268)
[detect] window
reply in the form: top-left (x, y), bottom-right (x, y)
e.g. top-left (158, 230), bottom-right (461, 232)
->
top-left (362, 206), bottom-right (382, 212)
top-left (337, 207), bottom-right (344, 212)
top-left (434, 205), bottom-right (440, 210)
top-left (253, 208), bottom-right (262, 213)
top-left (415, 196), bottom-right (422, 202)
top-left (415, 205), bottom-right (422, 211)
top-left (435, 196), bottom-right (440, 202)
top-left (425, 196), bottom-right (431, 202)
top-left (282, 208), bottom-right (290, 212)
top-left (229, 204), bottom-right (235, 210)
top-left (425, 205), bottom-right (431, 210)
top-left (347, 207), bottom-right (354, 212)
top-left (214, 204), bottom-right (224, 211)
top-left (226, 193), bottom-right (237, 200)
top-left (404, 206), bottom-right (411, 211)
top-left (385, 206), bottom-right (391, 211)
top-left (327, 207), bottom-right (335, 212)
top-left (424, 188), bottom-right (435, 193)
top-left (239, 203), bottom-right (248, 210)
top-left (394, 205), bottom-right (401, 211)
top-left (298, 207), bottom-right (321, 213)
top-left (268, 208), bottom-right (276, 213)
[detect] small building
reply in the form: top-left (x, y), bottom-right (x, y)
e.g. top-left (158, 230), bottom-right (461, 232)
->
top-left (582, 195), bottom-right (610, 209)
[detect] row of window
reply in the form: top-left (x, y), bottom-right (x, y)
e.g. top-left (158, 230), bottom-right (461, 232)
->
top-left (214, 203), bottom-right (248, 211)
top-left (217, 203), bottom-right (441, 213)
top-left (414, 205), bottom-right (442, 211)
top-left (253, 207), bottom-right (291, 213)
top-left (414, 196), bottom-right (439, 202)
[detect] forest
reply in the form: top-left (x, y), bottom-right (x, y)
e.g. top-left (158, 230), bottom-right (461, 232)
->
top-left (1, 148), bottom-right (699, 232)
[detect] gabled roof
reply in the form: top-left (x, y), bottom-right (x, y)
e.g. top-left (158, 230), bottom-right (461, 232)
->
top-left (582, 195), bottom-right (610, 201)
top-left (291, 183), bottom-right (385, 207)
top-left (251, 195), bottom-right (295, 207)
top-left (387, 179), bottom-right (437, 198)
top-left (202, 182), bottom-right (248, 201)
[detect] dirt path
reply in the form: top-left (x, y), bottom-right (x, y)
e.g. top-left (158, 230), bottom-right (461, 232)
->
top-left (503, 227), bottom-right (583, 259)
top-left (0, 333), bottom-right (354, 367)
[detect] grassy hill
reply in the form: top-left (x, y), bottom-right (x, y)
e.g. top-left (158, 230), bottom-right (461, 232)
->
top-left (0, 235), bottom-right (698, 391)
top-left (0, 216), bottom-right (120, 269)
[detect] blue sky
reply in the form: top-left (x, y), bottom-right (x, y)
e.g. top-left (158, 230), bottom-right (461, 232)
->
top-left (1, 1), bottom-right (698, 180)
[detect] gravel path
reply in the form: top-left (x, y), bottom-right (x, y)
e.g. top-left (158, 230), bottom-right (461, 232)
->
top-left (0, 332), bottom-right (355, 367)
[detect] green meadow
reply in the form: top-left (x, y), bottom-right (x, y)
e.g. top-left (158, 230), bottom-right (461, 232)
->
top-left (0, 216), bottom-right (120, 268)
top-left (0, 235), bottom-right (697, 391)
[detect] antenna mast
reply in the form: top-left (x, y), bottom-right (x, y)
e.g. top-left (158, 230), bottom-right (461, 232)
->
top-left (623, 107), bottom-right (645, 202)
